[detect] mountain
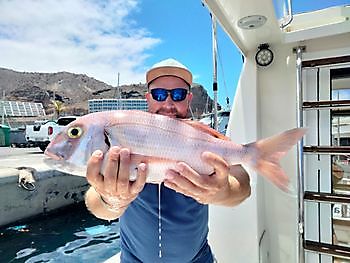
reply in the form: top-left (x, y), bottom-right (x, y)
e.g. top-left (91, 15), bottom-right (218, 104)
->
top-left (0, 68), bottom-right (218, 119)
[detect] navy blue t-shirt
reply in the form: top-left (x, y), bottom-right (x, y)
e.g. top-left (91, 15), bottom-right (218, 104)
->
top-left (120, 183), bottom-right (213, 263)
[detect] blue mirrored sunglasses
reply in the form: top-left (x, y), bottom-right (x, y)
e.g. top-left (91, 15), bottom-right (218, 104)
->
top-left (150, 88), bottom-right (189, 102)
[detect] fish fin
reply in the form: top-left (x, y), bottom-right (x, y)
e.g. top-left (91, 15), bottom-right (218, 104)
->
top-left (246, 128), bottom-right (307, 191)
top-left (183, 120), bottom-right (230, 140)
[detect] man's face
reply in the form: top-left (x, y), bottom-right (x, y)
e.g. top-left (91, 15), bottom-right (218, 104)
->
top-left (146, 76), bottom-right (192, 119)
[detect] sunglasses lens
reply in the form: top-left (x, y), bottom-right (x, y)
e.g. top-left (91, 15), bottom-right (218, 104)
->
top-left (171, 88), bottom-right (188, 101)
top-left (150, 88), bottom-right (188, 102)
top-left (151, 89), bottom-right (167, 101)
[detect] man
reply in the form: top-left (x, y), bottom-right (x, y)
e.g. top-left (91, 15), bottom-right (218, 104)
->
top-left (84, 58), bottom-right (251, 262)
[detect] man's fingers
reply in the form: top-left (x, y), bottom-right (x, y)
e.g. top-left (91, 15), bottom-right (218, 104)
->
top-left (130, 163), bottom-right (147, 195)
top-left (103, 146), bottom-right (121, 194)
top-left (165, 169), bottom-right (207, 198)
top-left (86, 150), bottom-right (104, 187)
top-left (164, 180), bottom-right (191, 198)
top-left (201, 151), bottom-right (229, 178)
top-left (174, 162), bottom-right (212, 189)
top-left (117, 148), bottom-right (131, 197)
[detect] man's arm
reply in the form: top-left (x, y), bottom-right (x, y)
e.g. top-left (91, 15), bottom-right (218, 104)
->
top-left (163, 151), bottom-right (251, 206)
top-left (84, 147), bottom-right (147, 220)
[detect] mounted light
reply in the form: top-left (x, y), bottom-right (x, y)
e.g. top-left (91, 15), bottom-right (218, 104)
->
top-left (237, 15), bottom-right (267, 30)
top-left (255, 43), bottom-right (274, 67)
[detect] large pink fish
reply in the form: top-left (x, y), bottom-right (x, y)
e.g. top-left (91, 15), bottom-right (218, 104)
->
top-left (44, 110), bottom-right (306, 191)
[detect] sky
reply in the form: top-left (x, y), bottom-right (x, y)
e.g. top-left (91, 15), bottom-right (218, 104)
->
top-left (0, 0), bottom-right (349, 108)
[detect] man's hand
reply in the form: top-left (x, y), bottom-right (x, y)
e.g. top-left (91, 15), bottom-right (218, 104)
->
top-left (164, 151), bottom-right (251, 206)
top-left (85, 146), bottom-right (147, 219)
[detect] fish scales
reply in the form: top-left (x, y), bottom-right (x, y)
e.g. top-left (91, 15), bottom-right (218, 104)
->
top-left (106, 114), bottom-right (242, 174)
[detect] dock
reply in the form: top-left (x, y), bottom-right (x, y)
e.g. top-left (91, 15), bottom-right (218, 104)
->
top-left (0, 147), bottom-right (89, 227)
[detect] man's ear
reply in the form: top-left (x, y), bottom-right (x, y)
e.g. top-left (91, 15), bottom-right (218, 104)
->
top-left (187, 92), bottom-right (193, 104)
top-left (145, 92), bottom-right (151, 103)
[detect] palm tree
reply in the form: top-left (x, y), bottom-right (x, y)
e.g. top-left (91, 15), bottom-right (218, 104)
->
top-left (51, 100), bottom-right (65, 118)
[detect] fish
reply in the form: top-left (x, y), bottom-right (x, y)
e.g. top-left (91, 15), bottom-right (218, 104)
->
top-left (44, 110), bottom-right (307, 191)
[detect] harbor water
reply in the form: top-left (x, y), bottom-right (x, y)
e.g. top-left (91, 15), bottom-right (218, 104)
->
top-left (0, 202), bottom-right (120, 263)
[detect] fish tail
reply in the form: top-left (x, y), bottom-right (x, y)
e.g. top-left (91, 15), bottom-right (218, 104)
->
top-left (245, 128), bottom-right (307, 191)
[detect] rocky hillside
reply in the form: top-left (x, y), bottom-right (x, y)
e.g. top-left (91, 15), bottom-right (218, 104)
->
top-left (0, 68), bottom-right (217, 119)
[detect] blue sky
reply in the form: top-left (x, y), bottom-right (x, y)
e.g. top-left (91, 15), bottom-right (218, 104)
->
top-left (132, 1), bottom-right (240, 109)
top-left (292, 0), bottom-right (350, 13)
top-left (0, 0), bottom-right (349, 108)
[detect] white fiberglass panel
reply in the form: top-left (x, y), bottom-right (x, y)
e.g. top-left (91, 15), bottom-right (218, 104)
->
top-left (209, 59), bottom-right (259, 263)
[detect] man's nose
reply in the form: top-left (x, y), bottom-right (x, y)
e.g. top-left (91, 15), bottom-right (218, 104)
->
top-left (164, 94), bottom-right (175, 104)
top-left (162, 95), bottom-right (176, 107)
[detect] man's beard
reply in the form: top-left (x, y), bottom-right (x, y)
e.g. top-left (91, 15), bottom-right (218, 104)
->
top-left (155, 110), bottom-right (187, 119)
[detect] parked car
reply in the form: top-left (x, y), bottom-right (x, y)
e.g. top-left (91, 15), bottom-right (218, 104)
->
top-left (25, 116), bottom-right (78, 151)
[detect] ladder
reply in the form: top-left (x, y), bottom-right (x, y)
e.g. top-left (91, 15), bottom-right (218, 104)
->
top-left (296, 47), bottom-right (350, 262)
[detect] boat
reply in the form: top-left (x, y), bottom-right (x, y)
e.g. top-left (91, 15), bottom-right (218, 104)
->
top-left (199, 110), bottom-right (230, 134)
top-left (1, 1), bottom-right (349, 261)
top-left (202, 0), bottom-right (350, 262)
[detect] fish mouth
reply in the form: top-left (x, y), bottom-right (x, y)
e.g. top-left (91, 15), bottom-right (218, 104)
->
top-left (43, 157), bottom-right (86, 177)
top-left (44, 149), bottom-right (62, 160)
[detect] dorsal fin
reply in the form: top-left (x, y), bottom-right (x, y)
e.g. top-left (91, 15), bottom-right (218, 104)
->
top-left (183, 119), bottom-right (230, 140)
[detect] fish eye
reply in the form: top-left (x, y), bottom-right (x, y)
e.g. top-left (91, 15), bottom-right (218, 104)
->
top-left (67, 127), bottom-right (83, 139)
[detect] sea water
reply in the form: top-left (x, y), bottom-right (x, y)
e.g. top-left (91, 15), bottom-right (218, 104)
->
top-left (1, 188), bottom-right (165, 262)
top-left (0, 203), bottom-right (120, 263)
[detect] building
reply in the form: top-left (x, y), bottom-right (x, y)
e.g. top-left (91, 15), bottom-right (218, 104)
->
top-left (88, 99), bottom-right (148, 113)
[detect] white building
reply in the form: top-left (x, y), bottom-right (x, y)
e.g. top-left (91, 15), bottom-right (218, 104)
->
top-left (88, 99), bottom-right (148, 113)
